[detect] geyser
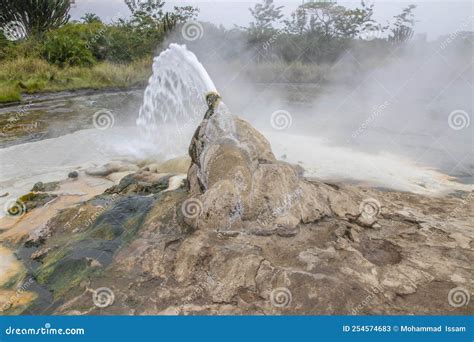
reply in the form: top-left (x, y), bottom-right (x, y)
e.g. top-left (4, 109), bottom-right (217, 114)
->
top-left (137, 44), bottom-right (218, 157)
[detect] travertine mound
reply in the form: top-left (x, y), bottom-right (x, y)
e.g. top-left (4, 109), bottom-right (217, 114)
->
top-left (186, 93), bottom-right (365, 231)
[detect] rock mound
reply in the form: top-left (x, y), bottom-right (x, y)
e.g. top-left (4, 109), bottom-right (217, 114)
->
top-left (185, 93), bottom-right (362, 231)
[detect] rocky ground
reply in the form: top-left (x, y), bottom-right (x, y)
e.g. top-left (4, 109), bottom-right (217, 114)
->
top-left (0, 94), bottom-right (472, 316)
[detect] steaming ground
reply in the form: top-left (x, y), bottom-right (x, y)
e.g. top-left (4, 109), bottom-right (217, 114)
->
top-left (0, 122), bottom-right (471, 217)
top-left (210, 43), bottom-right (473, 186)
top-left (265, 131), bottom-right (471, 194)
top-left (0, 127), bottom-right (159, 216)
top-left (1, 43), bottom-right (472, 216)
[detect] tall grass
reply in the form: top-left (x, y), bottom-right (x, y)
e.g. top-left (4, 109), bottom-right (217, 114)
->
top-left (0, 57), bottom-right (152, 103)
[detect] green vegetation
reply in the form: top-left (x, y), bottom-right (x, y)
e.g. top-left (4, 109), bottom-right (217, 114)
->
top-left (0, 0), bottom-right (71, 37)
top-left (36, 248), bottom-right (92, 299)
top-left (0, 0), bottom-right (418, 103)
top-left (0, 84), bottom-right (21, 102)
top-left (0, 57), bottom-right (152, 102)
top-left (0, 0), bottom-right (198, 103)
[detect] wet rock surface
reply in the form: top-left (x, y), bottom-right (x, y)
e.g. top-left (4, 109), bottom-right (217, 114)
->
top-left (13, 187), bottom-right (469, 316)
top-left (186, 96), bottom-right (364, 233)
top-left (0, 98), bottom-right (472, 316)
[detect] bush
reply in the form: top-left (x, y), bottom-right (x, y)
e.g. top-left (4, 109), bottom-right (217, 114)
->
top-left (38, 21), bottom-right (166, 65)
top-left (0, 36), bottom-right (43, 60)
top-left (42, 23), bottom-right (99, 67)
top-left (104, 22), bottom-right (165, 63)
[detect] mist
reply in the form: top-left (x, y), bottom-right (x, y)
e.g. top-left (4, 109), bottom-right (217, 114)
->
top-left (162, 22), bottom-right (473, 186)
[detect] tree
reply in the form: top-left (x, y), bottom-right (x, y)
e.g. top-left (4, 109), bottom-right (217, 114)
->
top-left (389, 4), bottom-right (416, 43)
top-left (0, 0), bottom-right (71, 37)
top-left (245, 0), bottom-right (284, 62)
top-left (169, 6), bottom-right (199, 24)
top-left (248, 0), bottom-right (284, 38)
top-left (283, 7), bottom-right (307, 35)
top-left (81, 13), bottom-right (102, 24)
top-left (125, 0), bottom-right (165, 21)
top-left (124, 0), bottom-right (198, 32)
top-left (287, 1), bottom-right (378, 40)
top-left (340, 1), bottom-right (382, 39)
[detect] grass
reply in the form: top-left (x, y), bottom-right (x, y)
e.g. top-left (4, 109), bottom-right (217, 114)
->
top-left (0, 57), bottom-right (152, 103)
top-left (0, 55), bottom-right (372, 104)
top-left (0, 84), bottom-right (21, 102)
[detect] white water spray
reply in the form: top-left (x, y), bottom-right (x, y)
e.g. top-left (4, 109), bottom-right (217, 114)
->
top-left (137, 44), bottom-right (218, 157)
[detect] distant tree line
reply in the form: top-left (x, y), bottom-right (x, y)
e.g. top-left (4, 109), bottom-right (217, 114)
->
top-left (242, 0), bottom-right (417, 63)
top-left (0, 0), bottom-right (417, 67)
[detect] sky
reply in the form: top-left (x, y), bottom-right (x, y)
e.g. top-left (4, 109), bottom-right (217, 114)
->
top-left (70, 0), bottom-right (474, 40)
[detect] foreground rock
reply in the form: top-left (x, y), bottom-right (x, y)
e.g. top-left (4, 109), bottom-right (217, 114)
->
top-left (1, 94), bottom-right (472, 315)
